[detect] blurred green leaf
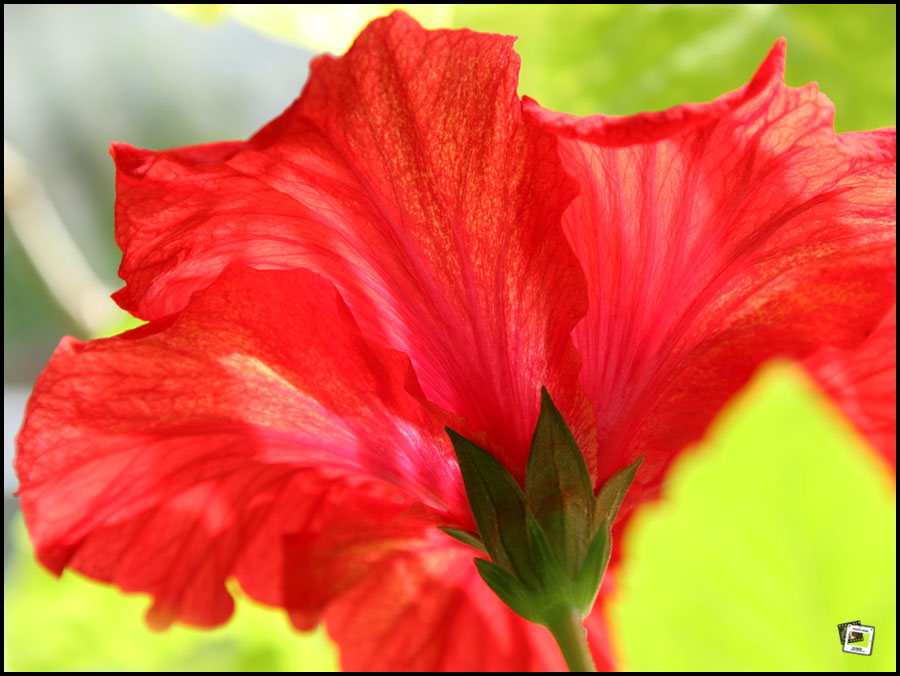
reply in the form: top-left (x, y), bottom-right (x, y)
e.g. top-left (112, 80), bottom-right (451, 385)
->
top-left (4, 518), bottom-right (339, 672)
top-left (452, 4), bottom-right (895, 132)
top-left (165, 5), bottom-right (895, 133)
top-left (91, 311), bottom-right (147, 339)
top-left (610, 363), bottom-right (896, 671)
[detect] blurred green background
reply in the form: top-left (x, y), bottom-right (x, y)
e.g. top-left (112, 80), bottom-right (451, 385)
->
top-left (4, 4), bottom-right (895, 671)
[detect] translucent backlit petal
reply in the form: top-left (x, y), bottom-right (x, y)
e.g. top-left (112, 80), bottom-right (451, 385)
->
top-left (805, 304), bottom-right (896, 470)
top-left (110, 11), bottom-right (594, 478)
top-left (15, 266), bottom-right (471, 627)
top-left (526, 40), bottom-right (896, 512)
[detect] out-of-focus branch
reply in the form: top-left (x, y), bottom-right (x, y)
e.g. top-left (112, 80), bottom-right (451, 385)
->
top-left (4, 139), bottom-right (120, 337)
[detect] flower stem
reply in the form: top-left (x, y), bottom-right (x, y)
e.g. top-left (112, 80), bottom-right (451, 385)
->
top-left (544, 605), bottom-right (597, 672)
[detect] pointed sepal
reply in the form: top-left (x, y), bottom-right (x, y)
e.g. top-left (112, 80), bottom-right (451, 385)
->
top-left (473, 557), bottom-right (542, 624)
top-left (525, 510), bottom-right (572, 603)
top-left (437, 526), bottom-right (487, 555)
top-left (573, 519), bottom-right (612, 615)
top-left (526, 387), bottom-right (595, 579)
top-left (443, 392), bottom-right (643, 635)
top-left (445, 427), bottom-right (538, 589)
top-left (594, 455), bottom-right (644, 531)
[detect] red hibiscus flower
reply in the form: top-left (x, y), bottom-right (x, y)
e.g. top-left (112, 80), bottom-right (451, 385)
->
top-left (14, 11), bottom-right (895, 672)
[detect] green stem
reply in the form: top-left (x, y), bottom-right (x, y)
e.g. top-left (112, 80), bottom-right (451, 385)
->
top-left (544, 606), bottom-right (597, 672)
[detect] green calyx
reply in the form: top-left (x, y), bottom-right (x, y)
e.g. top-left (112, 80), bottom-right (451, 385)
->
top-left (442, 388), bottom-right (643, 628)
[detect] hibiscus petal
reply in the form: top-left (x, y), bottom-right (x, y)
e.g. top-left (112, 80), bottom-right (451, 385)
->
top-left (241, 427), bottom-right (611, 672)
top-left (15, 266), bottom-right (472, 628)
top-left (287, 501), bottom-right (591, 672)
top-left (525, 39), bottom-right (896, 508)
top-left (804, 304), bottom-right (896, 470)
top-left (109, 11), bottom-right (595, 478)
